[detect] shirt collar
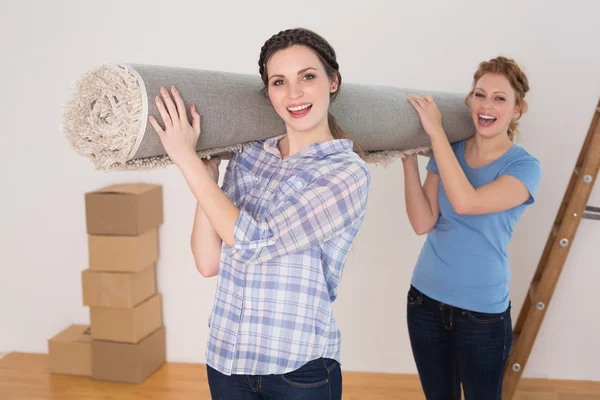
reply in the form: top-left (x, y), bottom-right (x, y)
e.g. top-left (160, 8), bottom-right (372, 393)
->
top-left (264, 134), bottom-right (354, 160)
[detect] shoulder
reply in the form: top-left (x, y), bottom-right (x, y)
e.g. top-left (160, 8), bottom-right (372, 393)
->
top-left (286, 152), bottom-right (371, 198)
top-left (502, 144), bottom-right (541, 173)
top-left (227, 141), bottom-right (267, 170)
top-left (320, 151), bottom-right (371, 183)
top-left (510, 144), bottom-right (538, 161)
top-left (310, 154), bottom-right (371, 206)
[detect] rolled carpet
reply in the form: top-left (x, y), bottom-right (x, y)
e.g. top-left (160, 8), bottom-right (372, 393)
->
top-left (62, 63), bottom-right (475, 171)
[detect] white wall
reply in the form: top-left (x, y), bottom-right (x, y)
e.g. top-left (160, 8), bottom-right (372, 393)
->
top-left (2, 0), bottom-right (599, 381)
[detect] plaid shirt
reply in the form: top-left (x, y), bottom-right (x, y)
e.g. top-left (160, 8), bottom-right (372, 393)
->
top-left (205, 134), bottom-right (371, 376)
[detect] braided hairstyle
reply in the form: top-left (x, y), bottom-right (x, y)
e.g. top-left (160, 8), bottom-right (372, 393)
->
top-left (465, 56), bottom-right (530, 142)
top-left (258, 28), bottom-right (364, 158)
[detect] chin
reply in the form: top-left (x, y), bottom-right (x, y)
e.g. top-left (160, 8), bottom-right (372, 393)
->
top-left (283, 113), bottom-right (327, 133)
top-left (287, 120), bottom-right (320, 133)
top-left (475, 128), bottom-right (507, 140)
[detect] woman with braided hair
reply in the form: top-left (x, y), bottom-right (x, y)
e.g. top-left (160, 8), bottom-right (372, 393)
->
top-left (402, 57), bottom-right (541, 399)
top-left (148, 28), bottom-right (370, 399)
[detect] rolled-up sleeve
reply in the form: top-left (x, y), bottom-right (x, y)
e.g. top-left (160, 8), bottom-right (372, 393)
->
top-left (223, 161), bottom-right (370, 264)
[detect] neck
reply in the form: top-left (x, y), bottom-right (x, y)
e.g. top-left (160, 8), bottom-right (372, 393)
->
top-left (279, 116), bottom-right (334, 159)
top-left (469, 131), bottom-right (513, 157)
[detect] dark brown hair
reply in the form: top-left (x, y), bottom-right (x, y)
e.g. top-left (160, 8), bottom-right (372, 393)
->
top-left (258, 28), bottom-right (364, 157)
top-left (465, 56), bottom-right (530, 141)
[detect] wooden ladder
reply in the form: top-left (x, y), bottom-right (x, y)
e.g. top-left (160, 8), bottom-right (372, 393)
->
top-left (502, 99), bottom-right (600, 399)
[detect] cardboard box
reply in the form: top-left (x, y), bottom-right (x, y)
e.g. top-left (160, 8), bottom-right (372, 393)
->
top-left (48, 324), bottom-right (92, 376)
top-left (90, 293), bottom-right (162, 343)
top-left (85, 183), bottom-right (163, 236)
top-left (88, 228), bottom-right (158, 272)
top-left (82, 264), bottom-right (156, 308)
top-left (91, 325), bottom-right (166, 384)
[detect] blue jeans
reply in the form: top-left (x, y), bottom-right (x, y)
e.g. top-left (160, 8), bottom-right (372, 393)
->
top-left (206, 357), bottom-right (342, 400)
top-left (406, 285), bottom-right (512, 400)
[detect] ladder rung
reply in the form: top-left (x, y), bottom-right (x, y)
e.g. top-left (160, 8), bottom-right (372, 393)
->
top-left (583, 205), bottom-right (600, 220)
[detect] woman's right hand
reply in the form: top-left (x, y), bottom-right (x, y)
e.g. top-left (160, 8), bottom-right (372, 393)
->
top-left (203, 157), bottom-right (221, 182)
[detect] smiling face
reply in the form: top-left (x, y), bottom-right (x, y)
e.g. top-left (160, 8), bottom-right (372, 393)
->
top-left (470, 73), bottom-right (522, 139)
top-left (266, 44), bottom-right (338, 135)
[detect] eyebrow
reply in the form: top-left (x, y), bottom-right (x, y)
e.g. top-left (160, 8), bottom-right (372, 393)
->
top-left (475, 87), bottom-right (508, 96)
top-left (269, 67), bottom-right (318, 81)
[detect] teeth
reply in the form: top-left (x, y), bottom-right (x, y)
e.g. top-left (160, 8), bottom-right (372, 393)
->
top-left (287, 104), bottom-right (312, 112)
top-left (479, 114), bottom-right (496, 120)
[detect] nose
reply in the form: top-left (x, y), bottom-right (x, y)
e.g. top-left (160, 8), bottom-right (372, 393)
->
top-left (482, 96), bottom-right (493, 109)
top-left (287, 82), bottom-right (303, 100)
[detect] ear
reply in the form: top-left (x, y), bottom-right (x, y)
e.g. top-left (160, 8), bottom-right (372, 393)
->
top-left (330, 74), bottom-right (340, 94)
top-left (513, 104), bottom-right (522, 120)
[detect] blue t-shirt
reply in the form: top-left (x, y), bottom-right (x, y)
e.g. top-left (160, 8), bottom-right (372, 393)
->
top-left (411, 139), bottom-right (542, 313)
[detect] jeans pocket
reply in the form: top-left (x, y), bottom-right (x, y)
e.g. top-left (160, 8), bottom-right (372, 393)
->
top-left (407, 286), bottom-right (423, 309)
top-left (464, 309), bottom-right (504, 324)
top-left (323, 358), bottom-right (339, 373)
top-left (281, 358), bottom-right (331, 389)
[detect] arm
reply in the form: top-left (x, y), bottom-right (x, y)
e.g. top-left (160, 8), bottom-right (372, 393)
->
top-left (429, 134), bottom-right (531, 215)
top-left (190, 158), bottom-right (224, 277)
top-left (190, 202), bottom-right (221, 277)
top-left (179, 156), bottom-right (238, 246)
top-left (402, 154), bottom-right (440, 234)
top-left (408, 95), bottom-right (534, 215)
top-left (149, 86), bottom-right (239, 248)
top-left (224, 162), bottom-right (370, 264)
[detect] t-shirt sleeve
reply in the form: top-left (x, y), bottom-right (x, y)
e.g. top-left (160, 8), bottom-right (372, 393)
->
top-left (502, 155), bottom-right (542, 205)
top-left (426, 153), bottom-right (438, 174)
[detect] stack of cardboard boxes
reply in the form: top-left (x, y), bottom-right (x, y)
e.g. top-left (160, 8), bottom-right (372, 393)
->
top-left (48, 183), bottom-right (166, 384)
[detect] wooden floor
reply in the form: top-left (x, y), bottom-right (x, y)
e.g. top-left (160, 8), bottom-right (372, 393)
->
top-left (1, 352), bottom-right (599, 399)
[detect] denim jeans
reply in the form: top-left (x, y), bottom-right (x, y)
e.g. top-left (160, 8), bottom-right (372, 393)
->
top-left (206, 357), bottom-right (342, 400)
top-left (406, 285), bottom-right (513, 399)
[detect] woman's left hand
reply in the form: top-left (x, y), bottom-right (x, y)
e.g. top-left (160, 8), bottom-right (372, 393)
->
top-left (149, 86), bottom-right (200, 167)
top-left (407, 94), bottom-right (445, 138)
